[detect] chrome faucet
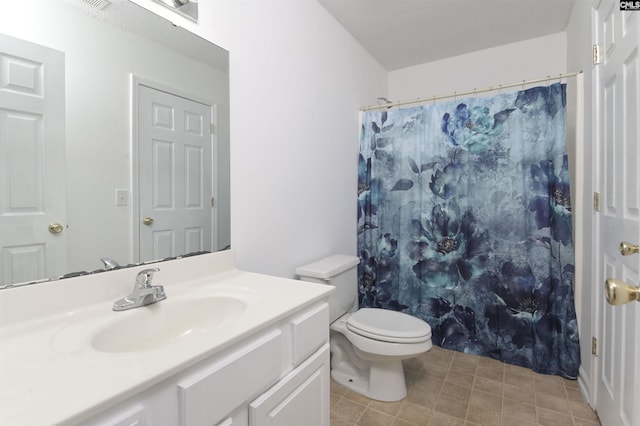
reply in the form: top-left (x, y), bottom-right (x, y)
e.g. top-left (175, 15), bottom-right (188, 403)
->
top-left (100, 257), bottom-right (120, 270)
top-left (113, 268), bottom-right (166, 311)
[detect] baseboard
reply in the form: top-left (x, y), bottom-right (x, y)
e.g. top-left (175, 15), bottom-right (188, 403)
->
top-left (578, 364), bottom-right (595, 408)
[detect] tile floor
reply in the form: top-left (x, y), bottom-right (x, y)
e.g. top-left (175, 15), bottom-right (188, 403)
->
top-left (330, 345), bottom-right (600, 426)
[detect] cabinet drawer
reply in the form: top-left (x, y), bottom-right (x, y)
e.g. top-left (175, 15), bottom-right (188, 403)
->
top-left (178, 330), bottom-right (282, 426)
top-left (94, 404), bottom-right (146, 426)
top-left (249, 344), bottom-right (330, 426)
top-left (290, 303), bottom-right (328, 366)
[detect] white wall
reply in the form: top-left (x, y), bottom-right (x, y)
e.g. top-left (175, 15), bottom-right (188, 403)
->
top-left (388, 32), bottom-right (567, 102)
top-left (145, 0), bottom-right (388, 278)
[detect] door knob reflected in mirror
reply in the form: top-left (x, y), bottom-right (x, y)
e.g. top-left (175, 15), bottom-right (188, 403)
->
top-left (143, 217), bottom-right (154, 226)
top-left (48, 223), bottom-right (64, 234)
top-left (605, 279), bottom-right (640, 305)
top-left (619, 241), bottom-right (639, 256)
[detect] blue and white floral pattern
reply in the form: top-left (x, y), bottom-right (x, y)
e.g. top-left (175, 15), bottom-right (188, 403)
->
top-left (358, 84), bottom-right (579, 378)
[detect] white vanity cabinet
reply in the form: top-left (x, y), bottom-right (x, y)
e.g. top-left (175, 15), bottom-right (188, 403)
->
top-left (81, 301), bottom-right (330, 426)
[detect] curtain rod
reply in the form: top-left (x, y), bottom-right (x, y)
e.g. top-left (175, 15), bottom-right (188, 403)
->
top-left (361, 70), bottom-right (583, 112)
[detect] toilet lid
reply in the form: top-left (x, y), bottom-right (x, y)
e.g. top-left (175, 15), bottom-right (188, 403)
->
top-left (346, 308), bottom-right (431, 343)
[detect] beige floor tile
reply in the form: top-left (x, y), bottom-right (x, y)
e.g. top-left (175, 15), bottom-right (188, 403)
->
top-left (427, 353), bottom-right (453, 370)
top-left (404, 354), bottom-right (428, 373)
top-left (501, 382), bottom-right (534, 404)
top-left (451, 358), bottom-right (479, 376)
top-left (563, 378), bottom-right (581, 389)
top-left (396, 400), bottom-right (432, 425)
top-left (330, 419), bottom-right (355, 426)
top-left (434, 395), bottom-right (469, 420)
top-left (330, 348), bottom-right (599, 426)
top-left (535, 391), bottom-right (570, 414)
top-left (466, 405), bottom-right (501, 426)
top-left (427, 411), bottom-right (466, 426)
top-left (445, 371), bottom-right (475, 388)
top-left (406, 380), bottom-right (441, 409)
top-left (331, 392), bottom-right (341, 406)
top-left (343, 389), bottom-right (373, 406)
top-left (441, 382), bottom-right (472, 403)
top-left (477, 356), bottom-right (504, 371)
top-left (356, 408), bottom-right (396, 426)
top-left (420, 364), bottom-right (448, 380)
top-left (473, 376), bottom-right (502, 395)
top-left (503, 373), bottom-right (533, 389)
top-left (405, 370), bottom-right (419, 389)
top-left (569, 399), bottom-right (600, 422)
top-left (501, 398), bottom-right (535, 418)
top-left (332, 398), bottom-right (367, 423)
top-left (368, 399), bottom-right (403, 417)
top-left (536, 406), bottom-right (574, 426)
top-left (573, 418), bottom-right (602, 426)
top-left (503, 364), bottom-right (532, 378)
top-left (392, 418), bottom-right (421, 426)
top-left (532, 371), bottom-right (563, 384)
top-left (475, 365), bottom-right (504, 383)
top-left (331, 380), bottom-right (349, 396)
top-left (469, 389), bottom-right (502, 412)
top-left (411, 374), bottom-right (440, 389)
top-left (565, 385), bottom-right (587, 402)
top-left (533, 375), bottom-right (567, 398)
top-left (500, 412), bottom-right (536, 426)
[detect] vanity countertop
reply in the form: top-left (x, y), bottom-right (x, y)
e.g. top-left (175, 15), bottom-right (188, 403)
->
top-left (0, 251), bottom-right (333, 425)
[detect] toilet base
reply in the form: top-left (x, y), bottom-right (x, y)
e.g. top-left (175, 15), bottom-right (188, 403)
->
top-left (331, 358), bottom-right (407, 402)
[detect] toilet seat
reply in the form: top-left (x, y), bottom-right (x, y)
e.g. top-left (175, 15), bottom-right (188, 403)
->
top-left (346, 308), bottom-right (431, 344)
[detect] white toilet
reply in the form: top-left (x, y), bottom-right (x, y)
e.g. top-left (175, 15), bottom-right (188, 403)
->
top-left (296, 254), bottom-right (432, 402)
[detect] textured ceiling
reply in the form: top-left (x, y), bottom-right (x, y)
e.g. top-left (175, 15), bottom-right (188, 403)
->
top-left (319, 0), bottom-right (577, 71)
top-left (64, 0), bottom-right (227, 71)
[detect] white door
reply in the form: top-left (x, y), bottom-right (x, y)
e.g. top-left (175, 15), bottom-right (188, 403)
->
top-left (137, 84), bottom-right (214, 262)
top-left (0, 34), bottom-right (66, 286)
top-left (595, 1), bottom-right (640, 425)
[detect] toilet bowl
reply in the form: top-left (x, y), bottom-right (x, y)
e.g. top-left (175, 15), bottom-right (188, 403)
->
top-left (296, 255), bottom-right (432, 402)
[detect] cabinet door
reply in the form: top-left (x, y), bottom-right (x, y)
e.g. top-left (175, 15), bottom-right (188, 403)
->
top-left (249, 344), bottom-right (329, 426)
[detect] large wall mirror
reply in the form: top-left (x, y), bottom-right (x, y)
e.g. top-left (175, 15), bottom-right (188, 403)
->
top-left (0, 0), bottom-right (230, 287)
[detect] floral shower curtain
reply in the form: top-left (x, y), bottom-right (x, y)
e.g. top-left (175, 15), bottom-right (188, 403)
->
top-left (357, 83), bottom-right (580, 378)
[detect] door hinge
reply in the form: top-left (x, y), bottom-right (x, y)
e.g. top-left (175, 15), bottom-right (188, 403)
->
top-left (210, 196), bottom-right (215, 207)
top-left (210, 123), bottom-right (215, 135)
top-left (593, 192), bottom-right (600, 211)
top-left (593, 44), bottom-right (602, 65)
top-left (592, 336), bottom-right (598, 356)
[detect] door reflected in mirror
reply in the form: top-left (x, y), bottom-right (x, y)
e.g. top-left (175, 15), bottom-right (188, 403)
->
top-left (0, 0), bottom-right (229, 287)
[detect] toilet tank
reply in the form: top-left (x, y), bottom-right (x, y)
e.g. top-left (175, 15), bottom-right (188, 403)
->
top-left (296, 255), bottom-right (360, 322)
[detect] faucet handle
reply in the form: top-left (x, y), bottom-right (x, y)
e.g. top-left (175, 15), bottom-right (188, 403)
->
top-left (136, 268), bottom-right (160, 288)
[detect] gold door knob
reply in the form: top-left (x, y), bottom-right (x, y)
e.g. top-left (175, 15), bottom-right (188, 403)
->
top-left (619, 241), bottom-right (639, 256)
top-left (48, 223), bottom-right (64, 234)
top-left (143, 217), bottom-right (154, 226)
top-left (605, 278), bottom-right (640, 305)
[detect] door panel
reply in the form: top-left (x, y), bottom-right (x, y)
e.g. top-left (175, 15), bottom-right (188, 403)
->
top-left (138, 84), bottom-right (213, 261)
top-left (0, 34), bottom-right (66, 285)
top-left (596, 2), bottom-right (640, 425)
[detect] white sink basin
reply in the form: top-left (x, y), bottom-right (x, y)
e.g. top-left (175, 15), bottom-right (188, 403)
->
top-left (91, 296), bottom-right (247, 353)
